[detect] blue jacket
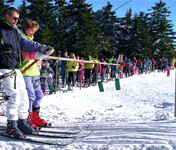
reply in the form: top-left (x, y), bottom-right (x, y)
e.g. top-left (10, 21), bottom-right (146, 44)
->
top-left (0, 21), bottom-right (42, 69)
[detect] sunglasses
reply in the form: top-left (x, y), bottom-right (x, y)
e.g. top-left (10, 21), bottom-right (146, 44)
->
top-left (12, 16), bottom-right (19, 21)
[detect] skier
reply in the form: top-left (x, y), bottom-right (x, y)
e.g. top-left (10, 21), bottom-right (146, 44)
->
top-left (0, 7), bottom-right (54, 139)
top-left (19, 19), bottom-right (53, 128)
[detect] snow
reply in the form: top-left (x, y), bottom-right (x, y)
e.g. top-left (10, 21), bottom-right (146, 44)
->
top-left (0, 70), bottom-right (175, 150)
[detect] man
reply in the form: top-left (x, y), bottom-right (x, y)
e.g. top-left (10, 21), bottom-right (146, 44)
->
top-left (61, 51), bottom-right (69, 88)
top-left (52, 50), bottom-right (62, 90)
top-left (0, 7), bottom-right (54, 139)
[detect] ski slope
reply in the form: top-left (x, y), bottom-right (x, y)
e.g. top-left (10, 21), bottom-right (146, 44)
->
top-left (0, 70), bottom-right (175, 150)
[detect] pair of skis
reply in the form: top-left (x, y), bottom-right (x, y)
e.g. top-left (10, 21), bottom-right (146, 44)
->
top-left (0, 123), bottom-right (94, 146)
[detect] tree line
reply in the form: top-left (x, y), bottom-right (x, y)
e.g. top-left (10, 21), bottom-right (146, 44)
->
top-left (0, 0), bottom-right (175, 60)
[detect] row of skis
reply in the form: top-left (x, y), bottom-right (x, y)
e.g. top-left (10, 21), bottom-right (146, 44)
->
top-left (0, 122), bottom-right (94, 146)
top-left (0, 85), bottom-right (94, 146)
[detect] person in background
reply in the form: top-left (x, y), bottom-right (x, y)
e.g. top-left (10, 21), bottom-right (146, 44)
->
top-left (77, 57), bottom-right (85, 87)
top-left (52, 50), bottom-right (62, 90)
top-left (151, 58), bottom-right (156, 72)
top-left (92, 56), bottom-right (99, 86)
top-left (136, 59), bottom-right (143, 75)
top-left (19, 19), bottom-right (53, 128)
top-left (118, 61), bottom-right (125, 78)
top-left (75, 55), bottom-right (80, 86)
top-left (41, 61), bottom-right (54, 94)
top-left (0, 7), bottom-right (54, 138)
top-left (100, 57), bottom-right (107, 82)
top-left (167, 61), bottom-right (172, 77)
top-left (66, 53), bottom-right (79, 90)
top-left (171, 57), bottom-right (175, 69)
top-left (85, 54), bottom-right (94, 87)
top-left (132, 57), bottom-right (137, 75)
top-left (111, 57), bottom-right (118, 78)
top-left (61, 51), bottom-right (69, 88)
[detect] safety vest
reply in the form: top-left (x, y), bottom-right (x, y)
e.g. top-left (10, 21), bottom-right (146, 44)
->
top-left (19, 32), bottom-right (40, 76)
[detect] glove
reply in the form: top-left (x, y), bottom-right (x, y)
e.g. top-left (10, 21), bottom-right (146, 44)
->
top-left (40, 45), bottom-right (54, 56)
top-left (35, 51), bottom-right (47, 60)
top-left (72, 66), bottom-right (75, 69)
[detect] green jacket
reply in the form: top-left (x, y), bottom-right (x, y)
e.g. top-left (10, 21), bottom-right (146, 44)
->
top-left (19, 33), bottom-right (40, 77)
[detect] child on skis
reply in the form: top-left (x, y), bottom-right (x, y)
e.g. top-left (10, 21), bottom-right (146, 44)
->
top-left (19, 19), bottom-right (54, 128)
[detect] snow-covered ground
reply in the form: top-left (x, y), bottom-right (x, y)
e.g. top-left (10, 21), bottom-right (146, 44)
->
top-left (0, 70), bottom-right (175, 150)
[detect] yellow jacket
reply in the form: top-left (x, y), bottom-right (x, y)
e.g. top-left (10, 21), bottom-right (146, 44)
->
top-left (66, 61), bottom-right (79, 72)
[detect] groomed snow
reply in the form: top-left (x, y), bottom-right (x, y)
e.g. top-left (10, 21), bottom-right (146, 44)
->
top-left (0, 70), bottom-right (175, 150)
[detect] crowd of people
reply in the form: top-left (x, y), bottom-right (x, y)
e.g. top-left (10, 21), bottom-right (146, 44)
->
top-left (42, 51), bottom-right (175, 93)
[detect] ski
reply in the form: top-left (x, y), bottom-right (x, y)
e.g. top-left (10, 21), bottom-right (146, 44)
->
top-left (0, 122), bottom-right (93, 134)
top-left (32, 130), bottom-right (93, 139)
top-left (0, 130), bottom-right (76, 146)
top-left (0, 126), bottom-right (93, 139)
top-left (39, 126), bottom-right (86, 134)
top-left (0, 125), bottom-right (82, 135)
top-left (42, 121), bottom-right (95, 129)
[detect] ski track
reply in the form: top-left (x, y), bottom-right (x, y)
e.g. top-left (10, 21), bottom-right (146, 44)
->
top-left (1, 121), bottom-right (176, 149)
top-left (74, 121), bottom-right (176, 150)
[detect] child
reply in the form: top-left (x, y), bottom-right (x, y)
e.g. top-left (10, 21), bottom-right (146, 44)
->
top-left (40, 61), bottom-right (54, 94)
top-left (19, 20), bottom-right (53, 128)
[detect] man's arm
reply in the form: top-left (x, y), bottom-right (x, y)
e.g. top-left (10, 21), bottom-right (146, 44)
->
top-left (20, 35), bottom-right (42, 52)
top-left (14, 26), bottom-right (42, 52)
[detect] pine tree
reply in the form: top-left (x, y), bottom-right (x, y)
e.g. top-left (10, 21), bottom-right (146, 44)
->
top-left (52, 0), bottom-right (69, 53)
top-left (18, 0), bottom-right (28, 27)
top-left (63, 0), bottom-right (98, 57)
top-left (147, 0), bottom-right (175, 59)
top-left (95, 2), bottom-right (118, 57)
top-left (24, 0), bottom-right (56, 45)
top-left (132, 12), bottom-right (153, 59)
top-left (116, 8), bottom-right (134, 58)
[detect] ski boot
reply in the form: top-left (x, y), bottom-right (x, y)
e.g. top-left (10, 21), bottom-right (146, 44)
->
top-left (27, 112), bottom-right (37, 130)
top-left (31, 107), bottom-right (47, 127)
top-left (18, 119), bottom-right (35, 134)
top-left (6, 120), bottom-right (25, 139)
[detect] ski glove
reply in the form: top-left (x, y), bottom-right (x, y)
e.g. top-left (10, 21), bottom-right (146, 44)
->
top-left (35, 51), bottom-right (47, 60)
top-left (40, 45), bottom-right (54, 56)
top-left (35, 45), bottom-right (54, 60)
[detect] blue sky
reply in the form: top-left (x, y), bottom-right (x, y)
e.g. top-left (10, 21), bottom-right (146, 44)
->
top-left (86, 0), bottom-right (175, 32)
top-left (13, 0), bottom-right (175, 32)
